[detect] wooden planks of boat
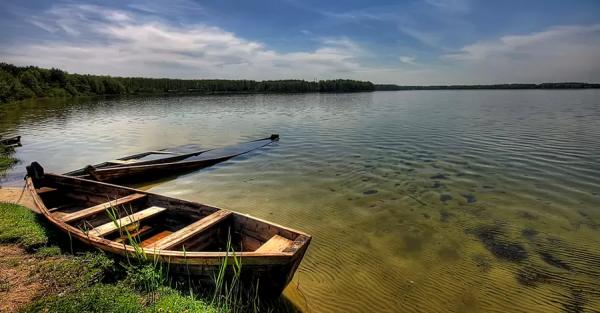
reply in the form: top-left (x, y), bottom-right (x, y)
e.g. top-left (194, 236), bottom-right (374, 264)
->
top-left (64, 134), bottom-right (279, 183)
top-left (0, 135), bottom-right (21, 147)
top-left (25, 162), bottom-right (310, 297)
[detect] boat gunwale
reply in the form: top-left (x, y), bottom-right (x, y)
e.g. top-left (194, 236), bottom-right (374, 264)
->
top-left (27, 174), bottom-right (310, 265)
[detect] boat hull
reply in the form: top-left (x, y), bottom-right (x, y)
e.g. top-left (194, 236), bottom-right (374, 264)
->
top-left (86, 157), bottom-right (228, 183)
top-left (26, 169), bottom-right (310, 297)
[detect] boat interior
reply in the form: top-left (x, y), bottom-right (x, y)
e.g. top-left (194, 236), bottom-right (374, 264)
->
top-left (34, 176), bottom-right (299, 254)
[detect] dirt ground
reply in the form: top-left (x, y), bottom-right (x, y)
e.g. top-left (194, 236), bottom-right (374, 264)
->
top-left (0, 187), bottom-right (42, 312)
top-left (0, 186), bottom-right (37, 213)
top-left (0, 245), bottom-right (44, 312)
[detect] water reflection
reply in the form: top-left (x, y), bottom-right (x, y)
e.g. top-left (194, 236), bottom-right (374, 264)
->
top-left (1, 90), bottom-right (600, 312)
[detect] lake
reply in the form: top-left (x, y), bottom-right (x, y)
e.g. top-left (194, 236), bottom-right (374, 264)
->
top-left (1, 90), bottom-right (599, 312)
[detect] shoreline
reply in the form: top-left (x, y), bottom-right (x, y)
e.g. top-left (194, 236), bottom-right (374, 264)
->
top-left (0, 186), bottom-right (37, 212)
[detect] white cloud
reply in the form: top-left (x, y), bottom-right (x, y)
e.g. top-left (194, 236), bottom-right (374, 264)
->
top-left (399, 56), bottom-right (416, 64)
top-left (446, 24), bottom-right (600, 61)
top-left (3, 4), bottom-right (365, 80)
top-left (350, 24), bottom-right (600, 85)
top-left (442, 24), bottom-right (600, 83)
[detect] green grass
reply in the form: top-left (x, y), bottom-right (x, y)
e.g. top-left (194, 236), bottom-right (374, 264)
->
top-left (22, 284), bottom-right (144, 313)
top-left (0, 202), bottom-right (48, 250)
top-left (123, 263), bottom-right (165, 292)
top-left (150, 287), bottom-right (221, 313)
top-left (35, 252), bottom-right (114, 291)
top-left (22, 285), bottom-right (222, 313)
top-left (35, 245), bottom-right (62, 257)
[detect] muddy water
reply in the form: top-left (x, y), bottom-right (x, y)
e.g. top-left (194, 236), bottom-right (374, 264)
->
top-left (1, 90), bottom-right (599, 312)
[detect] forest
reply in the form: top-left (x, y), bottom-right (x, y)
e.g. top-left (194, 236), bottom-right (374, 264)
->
top-left (2, 62), bottom-right (598, 104)
top-left (374, 83), bottom-right (600, 90)
top-left (0, 63), bottom-right (375, 103)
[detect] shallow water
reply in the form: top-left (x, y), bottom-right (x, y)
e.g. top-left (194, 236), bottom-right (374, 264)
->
top-left (1, 90), bottom-right (600, 312)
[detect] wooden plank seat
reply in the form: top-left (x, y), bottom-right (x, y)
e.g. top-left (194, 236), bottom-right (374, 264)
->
top-left (255, 235), bottom-right (294, 253)
top-left (146, 210), bottom-right (232, 250)
top-left (52, 211), bottom-right (69, 220)
top-left (115, 225), bottom-right (153, 243)
top-left (60, 193), bottom-right (146, 223)
top-left (140, 231), bottom-right (174, 248)
top-left (88, 206), bottom-right (167, 237)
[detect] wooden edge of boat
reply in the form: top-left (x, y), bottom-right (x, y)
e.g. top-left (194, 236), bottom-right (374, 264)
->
top-left (25, 174), bottom-right (311, 267)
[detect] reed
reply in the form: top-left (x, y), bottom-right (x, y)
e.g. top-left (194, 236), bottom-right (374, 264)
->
top-left (102, 203), bottom-right (265, 312)
top-left (209, 229), bottom-right (259, 313)
top-left (105, 203), bottom-right (166, 296)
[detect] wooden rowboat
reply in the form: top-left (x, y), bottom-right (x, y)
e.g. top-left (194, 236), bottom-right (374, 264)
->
top-left (26, 162), bottom-right (310, 297)
top-left (0, 135), bottom-right (21, 146)
top-left (65, 134), bottom-right (279, 183)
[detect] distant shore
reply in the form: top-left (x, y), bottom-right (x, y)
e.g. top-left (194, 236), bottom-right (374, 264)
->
top-left (374, 82), bottom-right (600, 91)
top-left (0, 63), bottom-right (374, 104)
top-left (2, 62), bottom-right (599, 105)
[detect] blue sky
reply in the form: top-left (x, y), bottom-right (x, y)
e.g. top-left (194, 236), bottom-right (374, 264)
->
top-left (1, 0), bottom-right (599, 84)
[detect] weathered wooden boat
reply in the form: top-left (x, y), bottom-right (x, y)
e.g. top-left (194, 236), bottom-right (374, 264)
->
top-left (0, 135), bottom-right (21, 146)
top-left (26, 162), bottom-right (310, 296)
top-left (65, 134), bottom-right (279, 183)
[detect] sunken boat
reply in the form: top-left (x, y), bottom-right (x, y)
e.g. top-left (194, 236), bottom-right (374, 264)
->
top-left (26, 162), bottom-right (310, 296)
top-left (65, 134), bottom-right (279, 183)
top-left (0, 135), bottom-right (21, 147)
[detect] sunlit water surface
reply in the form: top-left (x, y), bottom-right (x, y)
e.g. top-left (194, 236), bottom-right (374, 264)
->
top-left (1, 91), bottom-right (600, 312)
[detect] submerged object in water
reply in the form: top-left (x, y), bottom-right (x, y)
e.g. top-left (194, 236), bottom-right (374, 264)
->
top-left (0, 135), bottom-right (21, 147)
top-left (65, 134), bottom-right (279, 183)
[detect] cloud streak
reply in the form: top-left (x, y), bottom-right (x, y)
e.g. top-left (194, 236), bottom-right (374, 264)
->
top-left (442, 24), bottom-right (600, 83)
top-left (446, 24), bottom-right (600, 61)
top-left (3, 4), bottom-right (365, 80)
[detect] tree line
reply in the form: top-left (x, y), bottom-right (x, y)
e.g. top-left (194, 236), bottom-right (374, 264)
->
top-left (0, 63), bottom-right (375, 103)
top-left (375, 83), bottom-right (600, 91)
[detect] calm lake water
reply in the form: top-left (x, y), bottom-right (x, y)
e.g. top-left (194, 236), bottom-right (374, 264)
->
top-left (1, 90), bottom-right (600, 312)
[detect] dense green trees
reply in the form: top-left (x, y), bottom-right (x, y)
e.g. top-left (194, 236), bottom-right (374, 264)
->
top-left (0, 63), bottom-right (375, 104)
top-left (5, 62), bottom-right (596, 104)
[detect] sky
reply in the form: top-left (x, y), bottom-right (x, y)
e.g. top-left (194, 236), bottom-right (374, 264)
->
top-left (1, 0), bottom-right (599, 84)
